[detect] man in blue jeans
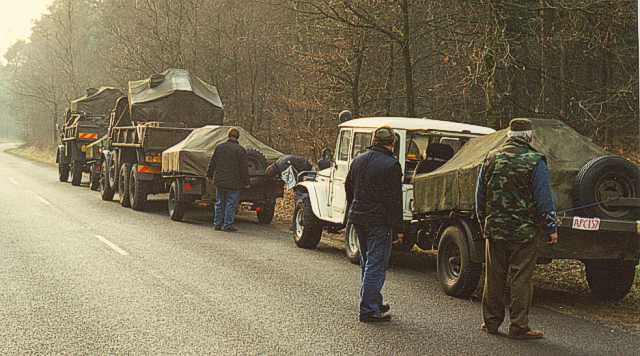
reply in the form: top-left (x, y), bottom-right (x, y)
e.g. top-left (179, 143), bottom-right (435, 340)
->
top-left (206, 128), bottom-right (250, 232)
top-left (345, 126), bottom-right (404, 323)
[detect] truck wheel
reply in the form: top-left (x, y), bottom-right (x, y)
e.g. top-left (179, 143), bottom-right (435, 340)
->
top-left (58, 153), bottom-right (69, 182)
top-left (585, 260), bottom-right (636, 301)
top-left (575, 156), bottom-right (640, 220)
top-left (168, 180), bottom-right (186, 221)
top-left (344, 223), bottom-right (361, 264)
top-left (118, 163), bottom-right (131, 207)
top-left (247, 148), bottom-right (269, 176)
top-left (100, 160), bottom-right (115, 201)
top-left (89, 164), bottom-right (100, 191)
top-left (437, 225), bottom-right (482, 298)
top-left (293, 197), bottom-right (322, 249)
top-left (129, 165), bottom-right (148, 211)
top-left (108, 158), bottom-right (118, 192)
top-left (70, 160), bottom-right (82, 186)
top-left (257, 200), bottom-right (276, 224)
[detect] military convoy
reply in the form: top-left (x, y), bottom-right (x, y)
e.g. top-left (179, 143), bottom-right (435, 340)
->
top-left (53, 68), bottom-right (639, 301)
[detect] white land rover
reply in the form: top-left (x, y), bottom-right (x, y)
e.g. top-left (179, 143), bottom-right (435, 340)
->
top-left (292, 117), bottom-right (494, 263)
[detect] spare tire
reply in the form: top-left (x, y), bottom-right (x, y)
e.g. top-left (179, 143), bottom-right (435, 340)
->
top-left (574, 156), bottom-right (640, 220)
top-left (246, 148), bottom-right (268, 178)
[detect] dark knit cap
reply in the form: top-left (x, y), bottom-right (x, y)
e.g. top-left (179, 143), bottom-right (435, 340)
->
top-left (509, 118), bottom-right (533, 132)
top-left (372, 126), bottom-right (395, 146)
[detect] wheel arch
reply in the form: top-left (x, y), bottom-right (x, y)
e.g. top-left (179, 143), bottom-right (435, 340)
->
top-left (294, 182), bottom-right (323, 219)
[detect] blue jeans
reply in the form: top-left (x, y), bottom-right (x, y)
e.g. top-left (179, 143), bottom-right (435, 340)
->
top-left (354, 224), bottom-right (393, 317)
top-left (213, 189), bottom-right (240, 228)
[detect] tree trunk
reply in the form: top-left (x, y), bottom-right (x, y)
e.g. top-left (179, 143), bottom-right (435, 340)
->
top-left (400, 0), bottom-right (416, 117)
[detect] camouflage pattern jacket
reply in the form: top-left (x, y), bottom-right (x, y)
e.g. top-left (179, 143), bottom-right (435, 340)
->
top-left (475, 137), bottom-right (557, 242)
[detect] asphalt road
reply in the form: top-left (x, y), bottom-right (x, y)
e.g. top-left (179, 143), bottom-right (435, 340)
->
top-left (0, 143), bottom-right (638, 355)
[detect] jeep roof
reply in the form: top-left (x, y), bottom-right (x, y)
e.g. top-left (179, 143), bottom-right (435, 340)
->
top-left (339, 117), bottom-right (495, 135)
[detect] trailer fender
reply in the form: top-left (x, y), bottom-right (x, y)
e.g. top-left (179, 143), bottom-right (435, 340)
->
top-left (458, 218), bottom-right (485, 264)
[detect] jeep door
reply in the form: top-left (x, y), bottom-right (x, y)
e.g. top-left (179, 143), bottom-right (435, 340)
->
top-left (328, 128), bottom-right (352, 221)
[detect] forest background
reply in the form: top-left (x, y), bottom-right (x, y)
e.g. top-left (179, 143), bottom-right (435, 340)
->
top-left (0, 0), bottom-right (637, 160)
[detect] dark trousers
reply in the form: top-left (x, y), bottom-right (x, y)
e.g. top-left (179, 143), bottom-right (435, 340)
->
top-left (482, 238), bottom-right (537, 333)
top-left (354, 224), bottom-right (392, 317)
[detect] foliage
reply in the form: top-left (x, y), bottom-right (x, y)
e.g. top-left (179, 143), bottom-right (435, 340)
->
top-left (0, 0), bottom-right (637, 157)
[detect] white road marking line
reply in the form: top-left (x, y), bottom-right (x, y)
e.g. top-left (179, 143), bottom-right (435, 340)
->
top-left (94, 235), bottom-right (129, 256)
top-left (36, 196), bottom-right (53, 207)
top-left (8, 177), bottom-right (18, 185)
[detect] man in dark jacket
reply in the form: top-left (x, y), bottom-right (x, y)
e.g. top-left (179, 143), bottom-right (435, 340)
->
top-left (207, 128), bottom-right (249, 232)
top-left (475, 118), bottom-right (558, 339)
top-left (265, 155), bottom-right (312, 178)
top-left (345, 126), bottom-right (404, 323)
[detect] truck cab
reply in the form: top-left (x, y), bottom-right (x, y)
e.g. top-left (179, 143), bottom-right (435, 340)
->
top-left (292, 117), bottom-right (494, 262)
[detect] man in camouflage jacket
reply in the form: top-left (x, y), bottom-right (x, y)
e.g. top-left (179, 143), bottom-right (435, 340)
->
top-left (475, 118), bottom-right (559, 339)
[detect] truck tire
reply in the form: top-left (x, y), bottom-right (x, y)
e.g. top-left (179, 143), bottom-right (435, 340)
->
top-left (344, 223), bottom-right (361, 264)
top-left (89, 164), bottom-right (100, 191)
top-left (247, 148), bottom-right (268, 176)
top-left (118, 163), bottom-right (131, 207)
top-left (168, 180), bottom-right (186, 221)
top-left (70, 160), bottom-right (82, 186)
top-left (437, 225), bottom-right (482, 298)
top-left (129, 165), bottom-right (148, 211)
top-left (574, 156), bottom-right (640, 220)
top-left (58, 151), bottom-right (69, 182)
top-left (100, 160), bottom-right (115, 201)
top-left (585, 260), bottom-right (636, 301)
top-left (257, 200), bottom-right (276, 224)
top-left (292, 197), bottom-right (322, 249)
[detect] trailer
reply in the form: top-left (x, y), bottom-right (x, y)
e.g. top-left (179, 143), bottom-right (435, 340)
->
top-left (97, 68), bottom-right (224, 211)
top-left (56, 87), bottom-right (123, 187)
top-left (161, 126), bottom-right (284, 223)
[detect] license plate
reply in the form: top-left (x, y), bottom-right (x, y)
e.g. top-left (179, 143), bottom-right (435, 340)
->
top-left (572, 216), bottom-right (601, 231)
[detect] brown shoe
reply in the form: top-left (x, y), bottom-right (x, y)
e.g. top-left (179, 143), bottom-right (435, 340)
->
top-left (508, 328), bottom-right (544, 340)
top-left (480, 323), bottom-right (499, 335)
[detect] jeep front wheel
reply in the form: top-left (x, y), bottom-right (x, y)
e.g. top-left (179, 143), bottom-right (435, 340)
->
top-left (437, 225), bottom-right (482, 298)
top-left (585, 260), bottom-right (636, 301)
top-left (293, 197), bottom-right (322, 249)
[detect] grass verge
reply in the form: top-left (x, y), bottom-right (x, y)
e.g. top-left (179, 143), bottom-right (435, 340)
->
top-left (6, 144), bottom-right (55, 165)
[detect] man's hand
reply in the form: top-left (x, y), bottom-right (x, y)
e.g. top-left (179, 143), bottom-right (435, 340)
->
top-left (392, 232), bottom-right (405, 246)
top-left (547, 232), bottom-right (559, 245)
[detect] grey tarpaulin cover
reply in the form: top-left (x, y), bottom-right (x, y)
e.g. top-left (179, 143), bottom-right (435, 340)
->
top-left (128, 68), bottom-right (224, 126)
top-left (412, 119), bottom-right (609, 214)
top-left (162, 126), bottom-right (283, 176)
top-left (70, 87), bottom-right (123, 118)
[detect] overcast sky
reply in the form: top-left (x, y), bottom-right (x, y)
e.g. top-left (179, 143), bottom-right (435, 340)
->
top-left (0, 1), bottom-right (53, 62)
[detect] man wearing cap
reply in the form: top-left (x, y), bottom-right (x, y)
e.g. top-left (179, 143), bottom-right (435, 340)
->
top-left (345, 126), bottom-right (404, 323)
top-left (207, 127), bottom-right (250, 232)
top-left (475, 118), bottom-right (559, 339)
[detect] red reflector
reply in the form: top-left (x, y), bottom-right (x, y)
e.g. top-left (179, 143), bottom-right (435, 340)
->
top-left (256, 207), bottom-right (263, 214)
top-left (183, 182), bottom-right (193, 192)
top-left (136, 165), bottom-right (161, 174)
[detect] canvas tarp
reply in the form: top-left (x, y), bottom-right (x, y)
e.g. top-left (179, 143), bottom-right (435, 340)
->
top-left (413, 119), bottom-right (610, 214)
top-left (128, 68), bottom-right (224, 126)
top-left (162, 126), bottom-right (284, 176)
top-left (70, 87), bottom-right (123, 119)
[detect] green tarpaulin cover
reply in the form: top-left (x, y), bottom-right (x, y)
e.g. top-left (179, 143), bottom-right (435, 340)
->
top-left (128, 68), bottom-right (224, 126)
top-left (70, 87), bottom-right (123, 118)
top-left (413, 119), bottom-right (609, 214)
top-left (162, 126), bottom-right (283, 176)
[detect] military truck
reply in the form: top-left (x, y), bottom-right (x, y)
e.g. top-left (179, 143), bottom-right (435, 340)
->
top-left (56, 87), bottom-right (123, 187)
top-left (412, 119), bottom-right (640, 300)
top-left (291, 117), bottom-right (494, 261)
top-left (96, 69), bottom-right (224, 211)
top-left (161, 126), bottom-right (284, 223)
